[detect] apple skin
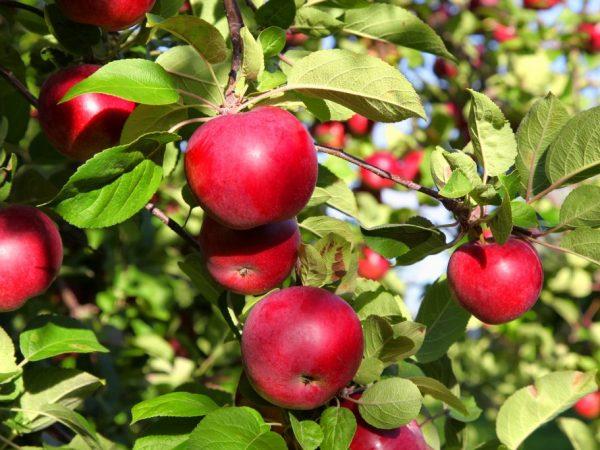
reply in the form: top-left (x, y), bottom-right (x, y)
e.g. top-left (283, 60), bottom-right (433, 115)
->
top-left (447, 237), bottom-right (543, 324)
top-left (434, 58), bottom-right (459, 79)
top-left (241, 286), bottom-right (364, 410)
top-left (38, 65), bottom-right (136, 161)
top-left (579, 23), bottom-right (600, 53)
top-left (198, 216), bottom-right (300, 295)
top-left (0, 205), bottom-right (63, 312)
top-left (55, 0), bottom-right (156, 31)
top-left (574, 392), bottom-right (600, 420)
top-left (286, 31), bottom-right (309, 46)
top-left (358, 247), bottom-right (390, 281)
top-left (314, 121), bottom-right (347, 148)
top-left (523, 0), bottom-right (561, 9)
top-left (398, 150), bottom-right (424, 182)
top-left (347, 114), bottom-right (373, 136)
top-left (360, 152), bottom-right (401, 190)
top-left (185, 107), bottom-right (317, 230)
top-left (493, 24), bottom-right (517, 43)
top-left (341, 395), bottom-right (431, 450)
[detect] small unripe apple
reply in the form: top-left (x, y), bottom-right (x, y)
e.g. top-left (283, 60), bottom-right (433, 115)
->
top-left (360, 151), bottom-right (401, 190)
top-left (241, 287), bottom-right (364, 410)
top-left (358, 247), bottom-right (390, 281)
top-left (447, 237), bottom-right (543, 324)
top-left (523, 0), bottom-right (561, 9)
top-left (0, 205), bottom-right (63, 312)
top-left (198, 216), bottom-right (300, 295)
top-left (434, 58), bottom-right (459, 79)
top-left (314, 121), bottom-right (347, 148)
top-left (397, 150), bottom-right (425, 182)
top-left (578, 23), bottom-right (600, 53)
top-left (185, 107), bottom-right (317, 230)
top-left (286, 30), bottom-right (309, 46)
top-left (55, 0), bottom-right (156, 31)
top-left (38, 65), bottom-right (136, 161)
top-left (493, 24), bottom-right (517, 43)
top-left (347, 114), bottom-right (373, 137)
top-left (574, 392), bottom-right (600, 420)
top-left (341, 395), bottom-right (431, 450)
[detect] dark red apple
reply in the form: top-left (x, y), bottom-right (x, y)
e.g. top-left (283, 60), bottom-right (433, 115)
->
top-left (0, 205), bottom-right (63, 312)
top-left (469, 0), bottom-right (499, 9)
top-left (241, 287), bottom-right (363, 410)
top-left (198, 216), bottom-right (300, 295)
top-left (579, 23), bottom-right (600, 53)
top-left (347, 114), bottom-right (373, 137)
top-left (185, 107), bottom-right (317, 230)
top-left (38, 65), bottom-right (136, 161)
top-left (574, 392), bottom-right (600, 419)
top-left (493, 24), bottom-right (517, 43)
top-left (286, 30), bottom-right (309, 47)
top-left (55, 0), bottom-right (156, 31)
top-left (314, 121), bottom-right (346, 148)
top-left (341, 395), bottom-right (431, 450)
top-left (358, 247), bottom-right (390, 281)
top-left (397, 150), bottom-right (424, 182)
top-left (523, 0), bottom-right (561, 9)
top-left (360, 151), bottom-right (401, 190)
top-left (447, 237), bottom-right (543, 324)
top-left (434, 58), bottom-right (459, 79)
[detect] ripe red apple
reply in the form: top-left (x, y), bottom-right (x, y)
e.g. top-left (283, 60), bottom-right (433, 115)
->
top-left (397, 150), bottom-right (425, 182)
top-left (241, 286), bottom-right (364, 410)
top-left (185, 107), bottom-right (317, 230)
top-left (347, 114), bottom-right (373, 137)
top-left (314, 121), bottom-right (346, 148)
top-left (447, 237), bottom-right (543, 324)
top-left (55, 0), bottom-right (156, 31)
top-left (493, 24), bottom-right (517, 43)
top-left (38, 65), bottom-right (136, 161)
top-left (360, 151), bottom-right (401, 190)
top-left (574, 392), bottom-right (600, 420)
top-left (434, 58), bottom-right (459, 79)
top-left (358, 247), bottom-right (390, 281)
top-left (286, 30), bottom-right (309, 47)
top-left (469, 0), bottom-right (499, 9)
top-left (198, 216), bottom-right (300, 295)
top-left (579, 23), bottom-right (600, 53)
top-left (523, 0), bottom-right (561, 9)
top-left (0, 205), bottom-right (63, 312)
top-left (341, 395), bottom-right (431, 450)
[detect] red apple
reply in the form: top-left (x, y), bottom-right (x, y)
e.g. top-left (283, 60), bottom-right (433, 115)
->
top-left (447, 237), bottom-right (543, 324)
top-left (358, 247), bottom-right (390, 281)
top-left (0, 205), bottom-right (63, 312)
top-left (198, 216), bottom-right (300, 295)
top-left (286, 30), bottom-right (309, 47)
top-left (397, 150), bottom-right (424, 182)
top-left (428, 5), bottom-right (452, 28)
top-left (493, 24), bottom-right (517, 43)
top-left (469, 0), bottom-right (499, 9)
top-left (341, 395), bottom-right (431, 450)
top-left (434, 58), bottom-right (459, 79)
top-left (574, 392), bottom-right (600, 420)
top-left (38, 65), bottom-right (136, 161)
top-left (55, 0), bottom-right (156, 31)
top-left (314, 121), bottom-right (347, 148)
top-left (445, 102), bottom-right (464, 125)
top-left (523, 0), bottom-right (561, 9)
top-left (579, 23), bottom-right (600, 53)
top-left (185, 107), bottom-right (317, 230)
top-left (360, 151), bottom-right (401, 190)
top-left (347, 114), bottom-right (373, 136)
top-left (241, 287), bottom-right (364, 410)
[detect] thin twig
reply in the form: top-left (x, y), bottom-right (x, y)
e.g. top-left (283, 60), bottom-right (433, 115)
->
top-left (56, 278), bottom-right (100, 319)
top-left (168, 117), bottom-right (213, 133)
top-left (527, 237), bottom-right (599, 266)
top-left (0, 0), bottom-right (44, 17)
top-left (145, 203), bottom-right (201, 252)
top-left (0, 64), bottom-right (38, 108)
top-left (278, 53), bottom-right (294, 66)
top-left (0, 434), bottom-right (20, 450)
top-left (223, 0), bottom-right (244, 104)
top-left (243, 0), bottom-right (257, 12)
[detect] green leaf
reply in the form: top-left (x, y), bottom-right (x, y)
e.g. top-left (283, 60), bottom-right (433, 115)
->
top-left (343, 4), bottom-right (455, 60)
top-left (557, 417), bottom-right (599, 450)
top-left (510, 200), bottom-right (538, 228)
top-left (299, 243), bottom-right (328, 288)
top-left (295, 7), bottom-right (343, 37)
top-left (44, 4), bottom-right (101, 55)
top-left (241, 27), bottom-right (264, 81)
top-left (258, 27), bottom-right (286, 57)
top-left (256, 0), bottom-right (296, 29)
top-left (120, 104), bottom-right (188, 145)
top-left (132, 392), bottom-right (219, 424)
top-left (439, 170), bottom-right (473, 198)
top-left (35, 404), bottom-right (101, 450)
top-left (133, 418), bottom-right (196, 450)
top-left (288, 49), bottom-right (425, 122)
top-left (449, 395), bottom-right (483, 423)
top-left (179, 253), bottom-right (223, 303)
top-left (362, 316), bottom-right (415, 364)
top-left (358, 378), bottom-right (423, 429)
top-left (559, 185), bottom-right (600, 228)
top-left (289, 414), bottom-right (323, 450)
top-left (408, 376), bottom-right (468, 415)
top-left (301, 216), bottom-right (358, 244)
top-left (317, 165), bottom-right (358, 218)
top-left (545, 106), bottom-right (600, 189)
top-left (353, 357), bottom-right (384, 385)
top-left (515, 93), bottom-right (569, 196)
top-left (320, 407), bottom-right (357, 450)
top-left (151, 0), bottom-right (186, 18)
top-left (467, 90), bottom-right (517, 177)
top-left (19, 315), bottom-right (108, 362)
top-left (490, 186), bottom-right (512, 244)
top-left (147, 15), bottom-right (227, 64)
top-left (49, 132), bottom-right (178, 228)
top-left (188, 407), bottom-right (287, 449)
top-left (61, 59), bottom-right (179, 105)
top-left (496, 370), bottom-right (598, 450)
top-left (0, 326), bottom-right (20, 384)
top-left (561, 228), bottom-right (600, 266)
top-left (415, 279), bottom-right (470, 363)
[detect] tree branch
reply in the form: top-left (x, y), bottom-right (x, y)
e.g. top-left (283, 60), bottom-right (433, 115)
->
top-left (0, 0), bottom-right (44, 18)
top-left (223, 0), bottom-right (244, 104)
top-left (0, 64), bottom-right (38, 108)
top-left (145, 203), bottom-right (201, 252)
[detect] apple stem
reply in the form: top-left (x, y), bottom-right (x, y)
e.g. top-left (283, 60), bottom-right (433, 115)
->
top-left (223, 0), bottom-right (245, 107)
top-left (145, 203), bottom-right (202, 253)
top-left (0, 64), bottom-right (39, 108)
top-left (0, 0), bottom-right (44, 18)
